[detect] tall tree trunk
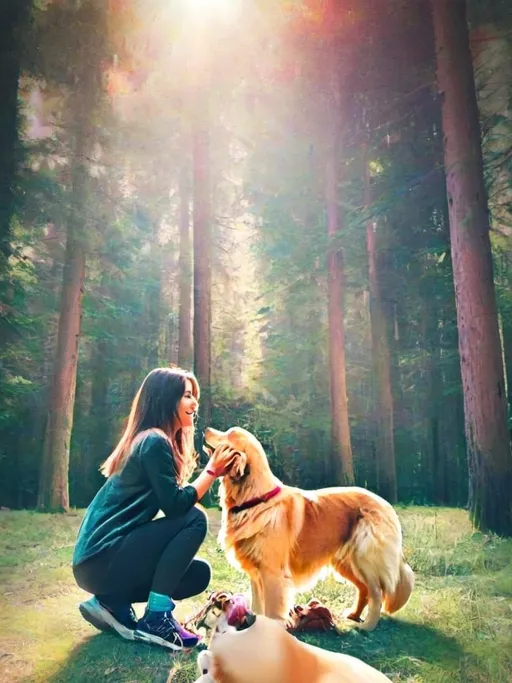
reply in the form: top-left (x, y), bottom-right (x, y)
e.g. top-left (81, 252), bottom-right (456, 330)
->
top-left (364, 157), bottom-right (397, 502)
top-left (0, 0), bottom-right (29, 268)
top-left (193, 109), bottom-right (212, 426)
top-left (38, 226), bottom-right (86, 511)
top-left (38, 1), bottom-right (104, 512)
top-left (31, 254), bottom-right (61, 507)
top-left (178, 159), bottom-right (193, 369)
top-left (432, 0), bottom-right (512, 535)
top-left (325, 64), bottom-right (354, 485)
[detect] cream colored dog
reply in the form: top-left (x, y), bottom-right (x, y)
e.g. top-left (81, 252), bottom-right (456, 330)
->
top-left (195, 604), bottom-right (393, 683)
top-left (205, 426), bottom-right (414, 632)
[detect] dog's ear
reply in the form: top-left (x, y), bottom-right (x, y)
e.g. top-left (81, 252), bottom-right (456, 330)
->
top-left (229, 450), bottom-right (248, 482)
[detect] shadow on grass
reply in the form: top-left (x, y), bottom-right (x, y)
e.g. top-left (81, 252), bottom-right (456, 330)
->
top-left (296, 616), bottom-right (465, 678)
top-left (24, 617), bottom-right (465, 683)
top-left (29, 631), bottom-right (196, 683)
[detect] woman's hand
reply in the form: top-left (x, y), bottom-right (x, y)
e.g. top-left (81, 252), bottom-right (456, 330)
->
top-left (191, 445), bottom-right (237, 501)
top-left (208, 444), bottom-right (237, 477)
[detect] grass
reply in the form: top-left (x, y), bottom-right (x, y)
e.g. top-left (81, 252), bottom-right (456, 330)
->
top-left (0, 506), bottom-right (511, 683)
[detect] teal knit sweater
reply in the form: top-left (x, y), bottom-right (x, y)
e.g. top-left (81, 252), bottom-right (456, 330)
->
top-left (72, 431), bottom-right (198, 566)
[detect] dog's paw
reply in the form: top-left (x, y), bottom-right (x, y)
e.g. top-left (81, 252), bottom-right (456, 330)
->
top-left (355, 619), bottom-right (378, 633)
top-left (343, 609), bottom-right (363, 623)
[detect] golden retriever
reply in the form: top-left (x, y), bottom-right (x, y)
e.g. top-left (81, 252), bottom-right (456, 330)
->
top-left (194, 595), bottom-right (393, 683)
top-left (204, 426), bottom-right (414, 632)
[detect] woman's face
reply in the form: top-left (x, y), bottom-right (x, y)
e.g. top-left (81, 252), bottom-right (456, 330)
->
top-left (176, 378), bottom-right (199, 429)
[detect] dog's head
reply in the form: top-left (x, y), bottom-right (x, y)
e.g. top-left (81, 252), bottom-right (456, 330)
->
top-left (204, 426), bottom-right (269, 485)
top-left (214, 593), bottom-right (256, 636)
top-left (186, 590), bottom-right (233, 634)
top-left (185, 590), bottom-right (255, 637)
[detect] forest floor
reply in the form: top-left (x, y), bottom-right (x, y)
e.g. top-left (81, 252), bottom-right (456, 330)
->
top-left (0, 506), bottom-right (511, 683)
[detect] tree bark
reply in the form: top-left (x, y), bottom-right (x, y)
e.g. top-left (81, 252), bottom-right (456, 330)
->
top-left (432, 0), bottom-right (512, 535)
top-left (364, 159), bottom-right (397, 502)
top-left (178, 159), bottom-right (194, 369)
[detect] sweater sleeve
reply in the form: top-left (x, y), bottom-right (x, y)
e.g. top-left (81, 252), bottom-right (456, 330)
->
top-left (139, 433), bottom-right (198, 518)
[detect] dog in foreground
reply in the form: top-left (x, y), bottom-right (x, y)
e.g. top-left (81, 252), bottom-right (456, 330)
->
top-left (194, 594), bottom-right (393, 683)
top-left (205, 426), bottom-right (414, 632)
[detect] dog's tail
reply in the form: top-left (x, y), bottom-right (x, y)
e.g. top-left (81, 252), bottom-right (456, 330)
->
top-left (337, 503), bottom-right (414, 615)
top-left (383, 559), bottom-right (414, 614)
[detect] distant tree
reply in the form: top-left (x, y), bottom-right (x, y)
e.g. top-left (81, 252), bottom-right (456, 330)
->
top-left (364, 151), bottom-right (397, 503)
top-left (192, 114), bottom-right (212, 426)
top-left (323, 3), bottom-right (354, 486)
top-left (178, 154), bottom-right (193, 369)
top-left (0, 0), bottom-right (30, 272)
top-left (191, 30), bottom-right (213, 427)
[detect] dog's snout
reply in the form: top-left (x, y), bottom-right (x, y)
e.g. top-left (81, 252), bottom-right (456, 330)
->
top-left (203, 427), bottom-right (227, 450)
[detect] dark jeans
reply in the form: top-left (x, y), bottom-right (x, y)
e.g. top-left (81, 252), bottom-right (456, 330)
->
top-left (73, 506), bottom-right (210, 608)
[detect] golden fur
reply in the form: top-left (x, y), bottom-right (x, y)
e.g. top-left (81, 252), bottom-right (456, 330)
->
top-left (196, 613), bottom-right (393, 683)
top-left (204, 426), bottom-right (414, 632)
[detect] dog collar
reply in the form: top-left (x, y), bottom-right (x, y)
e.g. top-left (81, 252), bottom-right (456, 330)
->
top-left (229, 486), bottom-right (282, 514)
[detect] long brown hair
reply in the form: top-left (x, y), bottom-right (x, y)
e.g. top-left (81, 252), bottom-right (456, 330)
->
top-left (101, 367), bottom-right (200, 483)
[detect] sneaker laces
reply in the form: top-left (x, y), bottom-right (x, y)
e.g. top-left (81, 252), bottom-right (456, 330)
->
top-left (165, 613), bottom-right (186, 647)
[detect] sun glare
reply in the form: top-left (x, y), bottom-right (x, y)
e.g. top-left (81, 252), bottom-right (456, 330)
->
top-left (186, 0), bottom-right (237, 18)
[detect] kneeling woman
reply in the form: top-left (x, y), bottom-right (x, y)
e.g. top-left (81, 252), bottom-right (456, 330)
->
top-left (72, 367), bottom-right (233, 651)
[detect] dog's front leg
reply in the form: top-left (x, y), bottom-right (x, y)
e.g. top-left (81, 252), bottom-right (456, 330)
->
top-left (260, 570), bottom-right (294, 626)
top-left (193, 649), bottom-right (216, 683)
top-left (250, 575), bottom-right (264, 614)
